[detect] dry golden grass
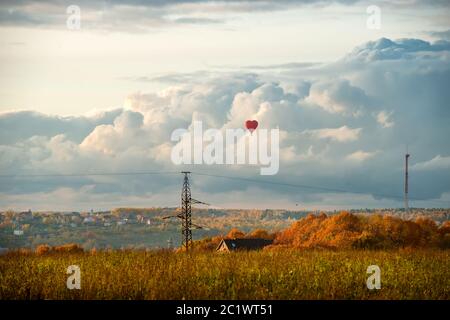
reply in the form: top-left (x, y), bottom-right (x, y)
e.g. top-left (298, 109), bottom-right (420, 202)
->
top-left (0, 248), bottom-right (448, 300)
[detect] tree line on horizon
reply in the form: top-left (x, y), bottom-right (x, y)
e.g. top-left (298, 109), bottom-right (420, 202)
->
top-left (193, 211), bottom-right (450, 251)
top-left (8, 211), bottom-right (450, 254)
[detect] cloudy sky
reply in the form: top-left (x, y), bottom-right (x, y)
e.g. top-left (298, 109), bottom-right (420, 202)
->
top-left (0, 0), bottom-right (449, 211)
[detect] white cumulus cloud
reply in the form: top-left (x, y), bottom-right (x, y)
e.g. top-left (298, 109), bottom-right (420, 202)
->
top-left (412, 155), bottom-right (450, 171)
top-left (305, 126), bottom-right (361, 142)
top-left (1, 37), bottom-right (449, 209)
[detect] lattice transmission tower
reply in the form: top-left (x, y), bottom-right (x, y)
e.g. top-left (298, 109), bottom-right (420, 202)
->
top-left (181, 171), bottom-right (193, 250)
top-left (163, 171), bottom-right (209, 251)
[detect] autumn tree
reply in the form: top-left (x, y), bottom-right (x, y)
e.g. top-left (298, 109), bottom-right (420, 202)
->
top-left (274, 211), bottom-right (446, 249)
top-left (246, 229), bottom-right (274, 240)
top-left (438, 221), bottom-right (450, 248)
top-left (226, 228), bottom-right (246, 239)
top-left (36, 244), bottom-right (51, 255)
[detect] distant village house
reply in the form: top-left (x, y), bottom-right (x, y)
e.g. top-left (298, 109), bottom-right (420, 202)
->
top-left (216, 238), bottom-right (273, 252)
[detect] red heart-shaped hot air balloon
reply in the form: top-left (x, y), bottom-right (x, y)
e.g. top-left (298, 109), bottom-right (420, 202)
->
top-left (245, 120), bottom-right (258, 134)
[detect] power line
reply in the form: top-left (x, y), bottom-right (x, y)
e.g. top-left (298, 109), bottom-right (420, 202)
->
top-left (190, 171), bottom-right (450, 205)
top-left (0, 169), bottom-right (448, 206)
top-left (0, 171), bottom-right (179, 178)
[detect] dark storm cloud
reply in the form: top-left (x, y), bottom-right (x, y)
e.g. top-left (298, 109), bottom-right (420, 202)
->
top-left (429, 29), bottom-right (450, 41)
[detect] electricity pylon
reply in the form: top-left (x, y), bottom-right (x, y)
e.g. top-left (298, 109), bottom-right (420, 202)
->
top-left (162, 171), bottom-right (209, 251)
top-left (181, 171), bottom-right (192, 250)
top-left (404, 152), bottom-right (410, 213)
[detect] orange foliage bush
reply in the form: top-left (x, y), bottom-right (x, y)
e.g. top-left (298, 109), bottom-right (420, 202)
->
top-left (438, 220), bottom-right (450, 235)
top-left (275, 211), bottom-right (448, 249)
top-left (35, 243), bottom-right (84, 255)
top-left (53, 244), bottom-right (84, 253)
top-left (226, 228), bottom-right (246, 239)
top-left (194, 213), bottom-right (449, 251)
top-left (246, 229), bottom-right (275, 240)
top-left (192, 235), bottom-right (223, 251)
top-left (36, 244), bottom-right (51, 255)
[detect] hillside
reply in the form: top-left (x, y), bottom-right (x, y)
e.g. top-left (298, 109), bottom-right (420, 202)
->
top-left (194, 211), bottom-right (450, 251)
top-left (0, 208), bottom-right (448, 250)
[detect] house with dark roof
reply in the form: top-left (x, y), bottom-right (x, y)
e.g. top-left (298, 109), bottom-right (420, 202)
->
top-left (216, 238), bottom-right (273, 252)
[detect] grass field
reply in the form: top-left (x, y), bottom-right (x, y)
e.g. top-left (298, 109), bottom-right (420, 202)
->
top-left (0, 249), bottom-right (448, 300)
